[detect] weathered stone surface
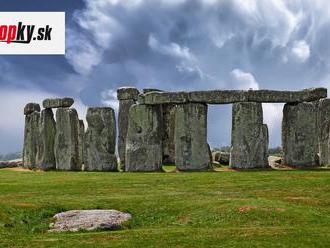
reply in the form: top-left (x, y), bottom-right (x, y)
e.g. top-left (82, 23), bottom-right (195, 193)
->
top-left (282, 102), bottom-right (318, 167)
top-left (54, 108), bottom-right (81, 171)
top-left (49, 210), bottom-right (131, 232)
top-left (162, 104), bottom-right (176, 164)
top-left (42, 97), bottom-right (74, 108)
top-left (212, 151), bottom-right (230, 164)
top-left (268, 156), bottom-right (282, 168)
top-left (175, 103), bottom-right (210, 171)
top-left (78, 120), bottom-right (85, 166)
top-left (125, 104), bottom-right (163, 172)
top-left (317, 99), bottom-right (330, 166)
top-left (24, 103), bottom-right (40, 115)
top-left (143, 88), bottom-right (163, 94)
top-left (139, 88), bottom-right (327, 105)
top-left (118, 99), bottom-right (136, 169)
top-left (84, 107), bottom-right (118, 171)
top-left (117, 87), bottom-right (139, 100)
top-left (37, 108), bottom-right (56, 170)
top-left (230, 102), bottom-right (269, 169)
top-left (23, 111), bottom-right (40, 169)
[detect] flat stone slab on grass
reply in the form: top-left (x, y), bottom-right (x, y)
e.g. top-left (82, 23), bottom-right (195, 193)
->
top-left (49, 210), bottom-right (132, 232)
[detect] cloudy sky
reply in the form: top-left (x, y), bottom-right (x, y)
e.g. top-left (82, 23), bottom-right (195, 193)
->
top-left (1, 0), bottom-right (330, 153)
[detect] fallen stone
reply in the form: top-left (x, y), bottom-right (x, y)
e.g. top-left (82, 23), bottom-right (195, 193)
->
top-left (84, 107), bottom-right (118, 171)
top-left (268, 156), bottom-right (282, 168)
top-left (117, 87), bottom-right (139, 101)
top-left (125, 104), bottom-right (163, 172)
top-left (54, 108), bottom-right (81, 171)
top-left (23, 111), bottom-right (40, 169)
top-left (37, 108), bottom-right (56, 170)
top-left (230, 102), bottom-right (269, 169)
top-left (139, 88), bottom-right (327, 105)
top-left (0, 159), bottom-right (23, 169)
top-left (24, 103), bottom-right (40, 115)
top-left (49, 210), bottom-right (131, 232)
top-left (175, 103), bottom-right (210, 171)
top-left (282, 102), bottom-right (319, 167)
top-left (317, 99), bottom-right (330, 166)
top-left (42, 97), bottom-right (74, 108)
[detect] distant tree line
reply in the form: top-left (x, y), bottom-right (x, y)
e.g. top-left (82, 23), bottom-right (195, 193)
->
top-left (0, 151), bottom-right (22, 161)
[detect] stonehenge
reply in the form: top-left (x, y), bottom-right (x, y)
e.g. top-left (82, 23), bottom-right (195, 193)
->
top-left (23, 104), bottom-right (40, 169)
top-left (125, 104), bottom-right (163, 172)
top-left (84, 108), bottom-right (117, 171)
top-left (22, 87), bottom-right (330, 171)
top-left (37, 108), bottom-right (56, 170)
top-left (175, 103), bottom-right (210, 171)
top-left (230, 102), bottom-right (269, 168)
top-left (282, 102), bottom-right (319, 167)
top-left (117, 87), bottom-right (139, 170)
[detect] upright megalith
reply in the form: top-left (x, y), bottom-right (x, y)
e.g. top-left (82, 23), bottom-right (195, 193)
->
top-left (117, 87), bottom-right (139, 170)
top-left (175, 103), bottom-right (210, 171)
top-left (54, 108), bottom-right (81, 171)
top-left (84, 107), bottom-right (118, 171)
top-left (282, 102), bottom-right (318, 167)
top-left (144, 89), bottom-right (176, 164)
top-left (78, 120), bottom-right (85, 167)
top-left (318, 99), bottom-right (330, 165)
top-left (23, 103), bottom-right (41, 169)
top-left (125, 104), bottom-right (163, 172)
top-left (230, 102), bottom-right (269, 169)
top-left (37, 108), bottom-right (56, 170)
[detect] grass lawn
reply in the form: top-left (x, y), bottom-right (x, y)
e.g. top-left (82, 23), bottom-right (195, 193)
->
top-left (0, 167), bottom-right (329, 247)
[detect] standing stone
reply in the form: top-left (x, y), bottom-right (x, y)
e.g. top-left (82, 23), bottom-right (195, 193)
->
top-left (230, 102), bottom-right (269, 169)
top-left (125, 104), bottom-right (163, 172)
top-left (162, 104), bottom-right (176, 164)
top-left (117, 87), bottom-right (139, 170)
top-left (318, 99), bottom-right (330, 165)
top-left (84, 107), bottom-right (118, 171)
top-left (78, 120), bottom-right (85, 167)
top-left (282, 102), bottom-right (318, 167)
top-left (23, 104), bottom-right (41, 169)
top-left (175, 103), bottom-right (210, 171)
top-left (54, 108), bottom-right (81, 171)
top-left (37, 108), bottom-right (56, 170)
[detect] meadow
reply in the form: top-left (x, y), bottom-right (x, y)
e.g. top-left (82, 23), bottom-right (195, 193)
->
top-left (0, 166), bottom-right (329, 247)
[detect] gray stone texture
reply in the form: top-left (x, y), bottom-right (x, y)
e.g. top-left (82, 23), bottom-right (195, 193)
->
top-left (117, 87), bottom-right (139, 169)
top-left (318, 99), bottom-right (330, 165)
top-left (230, 102), bottom-right (269, 169)
top-left (84, 107), bottom-right (118, 171)
top-left (117, 87), bottom-right (139, 100)
top-left (54, 108), bottom-right (81, 171)
top-left (37, 108), bottom-right (56, 170)
top-left (24, 103), bottom-right (40, 115)
top-left (139, 88), bottom-right (327, 105)
top-left (43, 98), bottom-right (74, 108)
top-left (162, 104), bottom-right (176, 164)
top-left (175, 103), bottom-right (210, 171)
top-left (282, 102), bottom-right (318, 167)
top-left (23, 110), bottom-right (40, 169)
top-left (50, 210), bottom-right (132, 232)
top-left (78, 120), bottom-right (85, 166)
top-left (125, 104), bottom-right (163, 172)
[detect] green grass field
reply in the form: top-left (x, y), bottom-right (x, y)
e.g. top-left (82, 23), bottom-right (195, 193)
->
top-left (0, 167), bottom-right (329, 247)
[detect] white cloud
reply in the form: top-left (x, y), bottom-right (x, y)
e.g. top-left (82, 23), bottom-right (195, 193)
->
top-left (230, 69), bottom-right (259, 90)
top-left (291, 40), bottom-right (310, 63)
top-left (262, 103), bottom-right (284, 147)
top-left (101, 89), bottom-right (119, 112)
